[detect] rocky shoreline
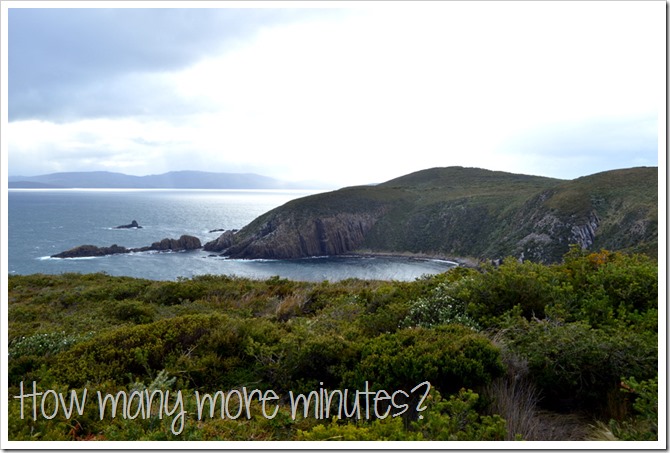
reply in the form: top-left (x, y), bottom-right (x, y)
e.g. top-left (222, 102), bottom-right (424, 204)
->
top-left (51, 229), bottom-right (479, 268)
top-left (51, 234), bottom-right (202, 259)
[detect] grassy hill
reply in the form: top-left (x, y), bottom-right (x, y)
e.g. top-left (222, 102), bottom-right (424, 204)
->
top-left (208, 166), bottom-right (657, 263)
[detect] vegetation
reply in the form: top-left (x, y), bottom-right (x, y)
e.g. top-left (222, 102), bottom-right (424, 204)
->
top-left (222, 166), bottom-right (657, 263)
top-left (7, 248), bottom-right (658, 441)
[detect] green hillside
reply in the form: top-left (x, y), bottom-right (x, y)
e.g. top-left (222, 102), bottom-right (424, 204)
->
top-left (207, 166), bottom-right (657, 263)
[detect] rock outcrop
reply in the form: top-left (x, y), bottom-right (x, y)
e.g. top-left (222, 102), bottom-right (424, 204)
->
top-left (205, 211), bottom-right (385, 259)
top-left (52, 244), bottom-right (129, 258)
top-left (203, 230), bottom-right (236, 252)
top-left (146, 235), bottom-right (201, 252)
top-left (115, 220), bottom-right (142, 229)
top-left (52, 235), bottom-right (202, 258)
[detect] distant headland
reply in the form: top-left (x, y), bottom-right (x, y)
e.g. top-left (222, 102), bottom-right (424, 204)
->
top-left (8, 170), bottom-right (333, 190)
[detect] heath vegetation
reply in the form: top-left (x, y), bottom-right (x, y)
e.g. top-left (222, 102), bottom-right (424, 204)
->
top-left (7, 247), bottom-right (658, 441)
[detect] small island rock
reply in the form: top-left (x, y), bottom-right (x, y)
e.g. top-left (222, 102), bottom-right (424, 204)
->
top-left (115, 220), bottom-right (142, 229)
top-left (52, 235), bottom-right (202, 258)
top-left (52, 244), bottom-right (129, 258)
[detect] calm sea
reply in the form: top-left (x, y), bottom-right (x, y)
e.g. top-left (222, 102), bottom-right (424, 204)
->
top-left (8, 189), bottom-right (456, 281)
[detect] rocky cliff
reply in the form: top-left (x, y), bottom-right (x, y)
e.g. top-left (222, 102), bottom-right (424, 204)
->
top-left (205, 166), bottom-right (657, 263)
top-left (205, 185), bottom-right (391, 259)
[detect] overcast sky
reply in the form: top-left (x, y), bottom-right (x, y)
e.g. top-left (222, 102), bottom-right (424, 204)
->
top-left (4, 2), bottom-right (665, 187)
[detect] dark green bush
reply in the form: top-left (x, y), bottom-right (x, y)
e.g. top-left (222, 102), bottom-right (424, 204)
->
top-left (500, 318), bottom-right (657, 412)
top-left (297, 388), bottom-right (506, 441)
top-left (344, 325), bottom-right (504, 398)
top-left (105, 299), bottom-right (156, 324)
top-left (246, 318), bottom-right (360, 395)
top-left (51, 314), bottom-right (259, 388)
top-left (562, 250), bottom-right (657, 328)
top-left (609, 376), bottom-right (658, 440)
top-left (448, 260), bottom-right (569, 328)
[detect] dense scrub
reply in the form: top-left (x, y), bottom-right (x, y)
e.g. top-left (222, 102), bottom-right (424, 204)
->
top-left (7, 248), bottom-right (658, 441)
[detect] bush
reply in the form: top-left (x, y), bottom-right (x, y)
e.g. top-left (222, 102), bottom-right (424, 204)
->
top-left (343, 325), bottom-right (504, 408)
top-left (500, 318), bottom-right (657, 413)
top-left (246, 318), bottom-right (360, 395)
top-left (447, 260), bottom-right (569, 328)
top-left (562, 250), bottom-right (658, 328)
top-left (401, 282), bottom-right (479, 330)
top-left (297, 389), bottom-right (506, 441)
top-left (50, 314), bottom-right (266, 389)
top-left (607, 376), bottom-right (658, 441)
top-left (105, 299), bottom-right (156, 324)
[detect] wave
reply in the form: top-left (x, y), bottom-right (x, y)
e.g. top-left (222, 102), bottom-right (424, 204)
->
top-left (40, 255), bottom-right (100, 261)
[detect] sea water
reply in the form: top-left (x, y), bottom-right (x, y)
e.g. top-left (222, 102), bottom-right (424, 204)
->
top-left (8, 189), bottom-right (456, 281)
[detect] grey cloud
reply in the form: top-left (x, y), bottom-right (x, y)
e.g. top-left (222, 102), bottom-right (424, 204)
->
top-left (11, 69), bottom-right (215, 122)
top-left (9, 8), bottom-right (333, 122)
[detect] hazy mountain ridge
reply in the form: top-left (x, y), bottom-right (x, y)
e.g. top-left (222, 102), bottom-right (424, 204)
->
top-left (205, 166), bottom-right (658, 263)
top-left (8, 170), bottom-right (329, 189)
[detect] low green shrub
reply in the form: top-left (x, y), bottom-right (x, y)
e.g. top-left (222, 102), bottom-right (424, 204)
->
top-left (50, 314), bottom-right (262, 389)
top-left (343, 325), bottom-right (504, 403)
top-left (297, 389), bottom-right (506, 441)
top-left (447, 260), bottom-right (569, 328)
top-left (500, 318), bottom-right (657, 412)
top-left (607, 376), bottom-right (658, 441)
top-left (105, 299), bottom-right (156, 324)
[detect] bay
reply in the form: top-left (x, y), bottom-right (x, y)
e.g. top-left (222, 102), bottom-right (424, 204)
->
top-left (8, 189), bottom-right (456, 281)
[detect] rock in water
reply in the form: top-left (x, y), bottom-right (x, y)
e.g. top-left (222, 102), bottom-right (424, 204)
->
top-left (51, 244), bottom-right (129, 258)
top-left (149, 235), bottom-right (201, 251)
top-left (51, 235), bottom-right (202, 258)
top-left (115, 220), bottom-right (142, 229)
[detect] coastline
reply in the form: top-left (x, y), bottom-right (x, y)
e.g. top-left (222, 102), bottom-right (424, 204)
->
top-left (347, 249), bottom-right (481, 269)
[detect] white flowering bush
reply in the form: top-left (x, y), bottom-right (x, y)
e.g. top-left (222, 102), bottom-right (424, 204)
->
top-left (8, 331), bottom-right (90, 359)
top-left (401, 282), bottom-right (479, 330)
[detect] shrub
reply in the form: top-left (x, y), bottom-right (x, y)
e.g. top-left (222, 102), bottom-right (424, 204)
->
top-left (343, 325), bottom-right (504, 410)
top-left (246, 318), bottom-right (360, 394)
top-left (562, 250), bottom-right (657, 328)
top-left (447, 260), bottom-right (569, 328)
top-left (401, 282), bottom-right (479, 330)
top-left (105, 299), bottom-right (156, 324)
top-left (50, 314), bottom-right (265, 389)
top-left (606, 376), bottom-right (658, 441)
top-left (9, 331), bottom-right (87, 360)
top-left (296, 389), bottom-right (506, 441)
top-left (500, 318), bottom-right (657, 413)
top-left (140, 281), bottom-right (207, 305)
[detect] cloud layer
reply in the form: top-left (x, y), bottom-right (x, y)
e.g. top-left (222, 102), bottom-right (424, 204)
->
top-left (6, 3), bottom-right (663, 185)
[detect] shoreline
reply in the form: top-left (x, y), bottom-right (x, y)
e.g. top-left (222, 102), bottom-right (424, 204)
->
top-left (347, 250), bottom-right (481, 268)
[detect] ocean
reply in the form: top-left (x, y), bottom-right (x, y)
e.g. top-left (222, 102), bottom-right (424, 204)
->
top-left (8, 189), bottom-right (456, 282)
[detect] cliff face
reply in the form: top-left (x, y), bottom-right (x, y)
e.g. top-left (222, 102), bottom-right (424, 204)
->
top-left (500, 167), bottom-right (658, 262)
top-left (212, 210), bottom-right (385, 259)
top-left (205, 166), bottom-right (658, 263)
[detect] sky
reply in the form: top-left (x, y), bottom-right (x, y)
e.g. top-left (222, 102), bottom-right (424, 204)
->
top-left (3, 1), bottom-right (665, 187)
